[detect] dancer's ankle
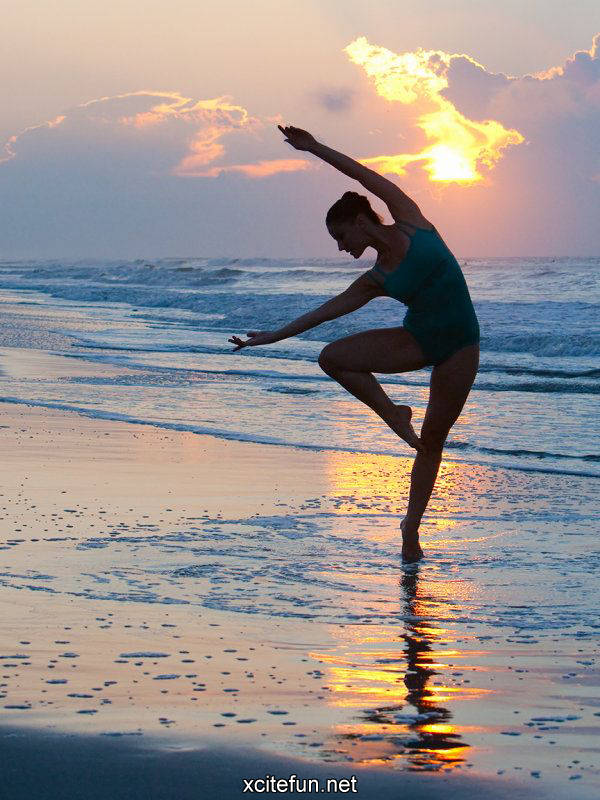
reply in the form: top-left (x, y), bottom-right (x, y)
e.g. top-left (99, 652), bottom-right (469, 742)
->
top-left (400, 516), bottom-right (420, 539)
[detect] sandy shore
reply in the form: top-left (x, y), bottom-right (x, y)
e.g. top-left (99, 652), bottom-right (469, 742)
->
top-left (0, 399), bottom-right (597, 798)
top-left (1, 724), bottom-right (562, 800)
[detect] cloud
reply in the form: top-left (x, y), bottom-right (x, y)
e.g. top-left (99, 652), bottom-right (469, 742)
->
top-left (0, 37), bottom-right (598, 258)
top-left (534, 32), bottom-right (599, 84)
top-left (1, 114), bottom-right (66, 165)
top-left (341, 33), bottom-right (600, 198)
top-left (443, 33), bottom-right (600, 125)
top-left (1, 91), bottom-right (311, 179)
top-left (436, 32), bottom-right (600, 224)
top-left (344, 37), bottom-right (524, 184)
top-left (313, 87), bottom-right (357, 112)
top-left (179, 158), bottom-right (311, 179)
top-left (440, 59), bottom-right (511, 121)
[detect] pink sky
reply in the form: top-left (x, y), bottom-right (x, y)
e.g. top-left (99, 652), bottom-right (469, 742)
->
top-left (1, 1), bottom-right (599, 258)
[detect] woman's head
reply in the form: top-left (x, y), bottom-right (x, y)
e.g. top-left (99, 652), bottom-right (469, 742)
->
top-left (326, 191), bottom-right (383, 258)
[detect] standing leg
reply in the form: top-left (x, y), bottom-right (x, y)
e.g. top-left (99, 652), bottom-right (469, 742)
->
top-left (318, 327), bottom-right (429, 452)
top-left (402, 344), bottom-right (480, 562)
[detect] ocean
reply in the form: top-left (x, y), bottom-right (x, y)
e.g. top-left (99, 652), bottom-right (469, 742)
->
top-left (0, 254), bottom-right (598, 478)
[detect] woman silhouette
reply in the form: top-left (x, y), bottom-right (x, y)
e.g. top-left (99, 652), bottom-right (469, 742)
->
top-left (229, 126), bottom-right (480, 562)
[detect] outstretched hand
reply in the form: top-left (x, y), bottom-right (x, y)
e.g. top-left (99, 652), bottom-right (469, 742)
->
top-left (278, 124), bottom-right (318, 151)
top-left (229, 331), bottom-right (278, 351)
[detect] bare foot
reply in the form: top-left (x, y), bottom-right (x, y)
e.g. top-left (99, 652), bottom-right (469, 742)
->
top-left (388, 404), bottom-right (425, 453)
top-left (400, 518), bottom-right (424, 563)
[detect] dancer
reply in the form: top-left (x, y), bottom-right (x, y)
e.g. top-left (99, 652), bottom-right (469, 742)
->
top-left (229, 126), bottom-right (480, 561)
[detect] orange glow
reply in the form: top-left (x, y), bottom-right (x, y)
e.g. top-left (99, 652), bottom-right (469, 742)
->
top-left (305, 553), bottom-right (496, 771)
top-left (322, 448), bottom-right (475, 542)
top-left (413, 746), bottom-right (469, 759)
top-left (188, 158), bottom-right (312, 179)
top-left (2, 89), bottom-right (310, 181)
top-left (118, 93), bottom-right (254, 129)
top-left (344, 37), bottom-right (525, 184)
top-left (174, 125), bottom-right (227, 174)
top-left (426, 685), bottom-right (494, 695)
top-left (531, 34), bottom-right (599, 80)
top-left (421, 723), bottom-right (454, 734)
top-left (328, 667), bottom-right (405, 686)
top-left (1, 114), bottom-right (66, 165)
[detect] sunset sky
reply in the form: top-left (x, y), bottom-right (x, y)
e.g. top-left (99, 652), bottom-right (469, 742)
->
top-left (2, 0), bottom-right (599, 258)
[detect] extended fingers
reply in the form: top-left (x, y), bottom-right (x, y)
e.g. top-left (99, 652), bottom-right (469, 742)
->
top-left (278, 124), bottom-right (297, 140)
top-left (228, 335), bottom-right (246, 351)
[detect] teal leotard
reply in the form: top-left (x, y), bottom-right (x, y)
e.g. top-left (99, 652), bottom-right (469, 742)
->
top-left (367, 222), bottom-right (480, 366)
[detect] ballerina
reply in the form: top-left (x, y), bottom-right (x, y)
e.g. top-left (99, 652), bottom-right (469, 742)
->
top-left (229, 125), bottom-right (480, 562)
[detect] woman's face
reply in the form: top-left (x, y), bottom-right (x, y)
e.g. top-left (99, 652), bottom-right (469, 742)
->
top-left (327, 217), bottom-right (369, 258)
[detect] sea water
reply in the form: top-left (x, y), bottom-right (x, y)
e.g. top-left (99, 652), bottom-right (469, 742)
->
top-left (0, 254), bottom-right (597, 478)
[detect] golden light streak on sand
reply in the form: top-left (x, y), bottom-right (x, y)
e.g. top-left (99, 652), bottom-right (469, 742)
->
top-left (426, 685), bottom-right (494, 695)
top-left (409, 746), bottom-right (469, 758)
top-left (358, 745), bottom-right (468, 768)
top-left (344, 36), bottom-right (524, 184)
top-left (323, 449), bottom-right (411, 515)
top-left (333, 721), bottom-right (483, 736)
top-left (421, 722), bottom-right (454, 734)
top-left (413, 625), bottom-right (450, 636)
top-left (322, 447), bottom-right (469, 541)
top-left (328, 666), bottom-right (407, 687)
top-left (303, 557), bottom-right (488, 769)
top-left (335, 722), bottom-right (413, 735)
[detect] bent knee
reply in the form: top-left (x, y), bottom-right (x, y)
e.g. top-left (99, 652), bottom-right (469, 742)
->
top-left (318, 343), bottom-right (338, 372)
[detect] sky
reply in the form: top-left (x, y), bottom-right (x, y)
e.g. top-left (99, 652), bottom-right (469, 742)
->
top-left (1, 0), bottom-right (599, 258)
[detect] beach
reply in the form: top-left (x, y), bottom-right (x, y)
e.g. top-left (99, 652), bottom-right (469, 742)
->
top-left (0, 255), bottom-right (598, 797)
top-left (0, 379), bottom-right (598, 797)
top-left (1, 396), bottom-right (598, 799)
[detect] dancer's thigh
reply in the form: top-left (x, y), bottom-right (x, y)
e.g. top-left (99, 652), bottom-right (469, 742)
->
top-left (420, 344), bottom-right (479, 451)
top-left (318, 327), bottom-right (429, 374)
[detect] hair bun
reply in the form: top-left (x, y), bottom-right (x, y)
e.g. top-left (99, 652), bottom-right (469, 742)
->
top-left (325, 191), bottom-right (383, 227)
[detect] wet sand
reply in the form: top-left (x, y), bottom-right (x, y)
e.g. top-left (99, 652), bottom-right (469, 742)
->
top-left (0, 398), bottom-right (598, 798)
top-left (1, 724), bottom-right (565, 800)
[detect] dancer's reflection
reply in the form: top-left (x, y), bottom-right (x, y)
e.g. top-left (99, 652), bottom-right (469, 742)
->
top-left (394, 566), bottom-right (468, 770)
top-left (344, 565), bottom-right (469, 770)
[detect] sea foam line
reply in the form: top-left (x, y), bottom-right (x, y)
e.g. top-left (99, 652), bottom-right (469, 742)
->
top-left (0, 395), bottom-right (597, 480)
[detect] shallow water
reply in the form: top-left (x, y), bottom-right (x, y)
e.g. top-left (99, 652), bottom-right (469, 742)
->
top-left (0, 255), bottom-right (599, 479)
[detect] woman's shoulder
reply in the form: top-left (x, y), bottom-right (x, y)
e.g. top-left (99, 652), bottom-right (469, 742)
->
top-left (391, 206), bottom-right (435, 232)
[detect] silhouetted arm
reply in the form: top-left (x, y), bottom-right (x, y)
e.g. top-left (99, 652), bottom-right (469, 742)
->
top-left (276, 275), bottom-right (379, 342)
top-left (229, 274), bottom-right (378, 350)
top-left (309, 141), bottom-right (420, 219)
top-left (278, 125), bottom-right (420, 219)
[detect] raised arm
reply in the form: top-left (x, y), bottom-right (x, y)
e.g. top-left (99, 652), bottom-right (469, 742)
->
top-left (229, 274), bottom-right (379, 351)
top-left (278, 125), bottom-right (421, 221)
